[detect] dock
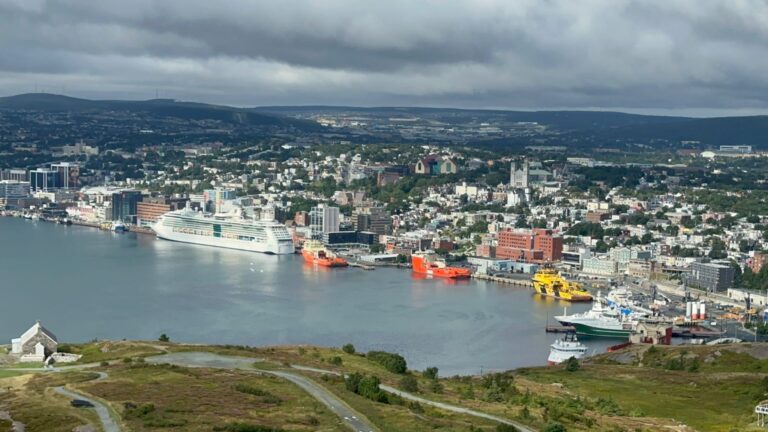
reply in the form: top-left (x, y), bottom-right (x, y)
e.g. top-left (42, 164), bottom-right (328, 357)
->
top-left (545, 324), bottom-right (576, 333)
top-left (349, 262), bottom-right (375, 270)
top-left (473, 273), bottom-right (532, 287)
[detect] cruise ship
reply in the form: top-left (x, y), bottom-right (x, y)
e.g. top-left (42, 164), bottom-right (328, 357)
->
top-left (153, 208), bottom-right (294, 254)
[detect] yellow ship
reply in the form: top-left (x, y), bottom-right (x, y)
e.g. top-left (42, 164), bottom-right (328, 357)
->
top-left (532, 266), bottom-right (593, 302)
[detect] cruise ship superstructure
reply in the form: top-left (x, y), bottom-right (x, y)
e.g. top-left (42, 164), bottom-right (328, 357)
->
top-left (153, 207), bottom-right (294, 254)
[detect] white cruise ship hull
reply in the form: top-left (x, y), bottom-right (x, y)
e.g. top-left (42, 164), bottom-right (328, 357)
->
top-left (153, 220), bottom-right (294, 255)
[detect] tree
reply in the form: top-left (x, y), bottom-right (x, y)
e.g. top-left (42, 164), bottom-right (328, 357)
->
top-left (369, 243), bottom-right (385, 253)
top-left (342, 343), bottom-right (356, 354)
top-left (422, 367), bottom-right (439, 380)
top-left (367, 351), bottom-right (408, 374)
top-left (158, 333), bottom-right (170, 343)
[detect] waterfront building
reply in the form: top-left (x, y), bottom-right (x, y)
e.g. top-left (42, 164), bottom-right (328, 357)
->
top-left (137, 197), bottom-right (187, 227)
top-left (29, 168), bottom-right (59, 191)
top-left (496, 228), bottom-right (563, 263)
top-left (0, 180), bottom-right (31, 208)
top-left (50, 162), bottom-right (79, 189)
top-left (111, 190), bottom-right (143, 223)
top-left (582, 255), bottom-right (618, 276)
top-left (309, 204), bottom-right (340, 240)
top-left (686, 259), bottom-right (735, 292)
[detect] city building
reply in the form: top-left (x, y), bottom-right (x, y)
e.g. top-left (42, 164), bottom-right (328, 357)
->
top-left (0, 168), bottom-right (28, 182)
top-left (310, 204), bottom-right (340, 240)
top-left (29, 168), bottom-right (59, 191)
top-left (510, 160), bottom-right (530, 188)
top-left (719, 145), bottom-right (752, 154)
top-left (750, 252), bottom-right (767, 274)
top-left (111, 190), bottom-right (143, 223)
top-left (496, 228), bottom-right (563, 263)
top-left (0, 180), bottom-right (31, 208)
top-left (414, 155), bottom-right (457, 175)
top-left (686, 259), bottom-right (735, 292)
top-left (353, 206), bottom-right (392, 235)
top-left (50, 162), bottom-right (79, 189)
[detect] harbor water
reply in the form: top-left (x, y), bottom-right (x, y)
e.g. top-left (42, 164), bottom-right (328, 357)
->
top-left (0, 217), bottom-right (613, 375)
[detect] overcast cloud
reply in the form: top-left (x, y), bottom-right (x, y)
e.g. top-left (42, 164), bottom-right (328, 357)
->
top-left (1, 0), bottom-right (767, 115)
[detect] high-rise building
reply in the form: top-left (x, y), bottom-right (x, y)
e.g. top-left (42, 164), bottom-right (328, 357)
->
top-left (309, 204), bottom-right (340, 240)
top-left (0, 180), bottom-right (31, 209)
top-left (50, 162), bottom-right (80, 189)
top-left (111, 190), bottom-right (143, 223)
top-left (353, 206), bottom-right (392, 235)
top-left (29, 168), bottom-right (59, 191)
top-left (203, 188), bottom-right (237, 213)
top-left (137, 197), bottom-right (187, 227)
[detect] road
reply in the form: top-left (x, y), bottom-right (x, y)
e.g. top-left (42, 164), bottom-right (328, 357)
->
top-left (147, 352), bottom-right (377, 432)
top-left (52, 371), bottom-right (121, 432)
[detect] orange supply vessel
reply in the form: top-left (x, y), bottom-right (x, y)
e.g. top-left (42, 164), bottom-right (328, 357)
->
top-left (411, 252), bottom-right (471, 279)
top-left (302, 240), bottom-right (348, 267)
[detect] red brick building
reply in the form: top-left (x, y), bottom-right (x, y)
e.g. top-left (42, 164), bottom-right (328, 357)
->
top-left (496, 228), bottom-right (562, 263)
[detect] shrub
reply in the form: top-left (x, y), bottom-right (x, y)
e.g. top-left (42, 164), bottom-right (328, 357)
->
top-left (213, 423), bottom-right (284, 432)
top-left (429, 380), bottom-right (444, 394)
top-left (497, 425), bottom-right (520, 432)
top-left (345, 373), bottom-right (388, 403)
top-left (100, 361), bottom-right (109, 367)
top-left (422, 366), bottom-right (439, 380)
top-left (124, 403), bottom-right (155, 419)
top-left (233, 384), bottom-right (282, 404)
top-left (564, 357), bottom-right (580, 372)
top-left (399, 375), bottom-right (419, 393)
top-left (342, 343), bottom-right (356, 354)
top-left (542, 421), bottom-right (567, 432)
top-left (158, 333), bottom-right (170, 342)
top-left (329, 356), bottom-right (343, 366)
top-left (367, 351), bottom-right (407, 374)
top-left (122, 357), bottom-right (133, 364)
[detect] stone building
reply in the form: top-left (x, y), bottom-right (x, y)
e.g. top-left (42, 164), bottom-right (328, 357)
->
top-left (11, 321), bottom-right (58, 361)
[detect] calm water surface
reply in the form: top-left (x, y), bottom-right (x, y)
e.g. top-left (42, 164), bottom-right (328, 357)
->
top-left (0, 217), bottom-right (611, 374)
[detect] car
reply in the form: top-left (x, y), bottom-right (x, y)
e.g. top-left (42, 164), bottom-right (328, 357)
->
top-left (70, 399), bottom-right (94, 408)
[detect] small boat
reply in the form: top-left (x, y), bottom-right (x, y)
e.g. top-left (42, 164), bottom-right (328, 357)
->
top-left (302, 240), bottom-right (348, 267)
top-left (548, 332), bottom-right (588, 365)
top-left (111, 222), bottom-right (128, 233)
top-left (532, 265), bottom-right (592, 302)
top-left (411, 251), bottom-right (471, 279)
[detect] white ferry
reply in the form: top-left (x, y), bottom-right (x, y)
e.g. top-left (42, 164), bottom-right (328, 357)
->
top-left (153, 207), bottom-right (294, 255)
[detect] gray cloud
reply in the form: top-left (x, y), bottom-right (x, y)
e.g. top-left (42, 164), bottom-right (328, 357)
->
top-left (1, 0), bottom-right (767, 115)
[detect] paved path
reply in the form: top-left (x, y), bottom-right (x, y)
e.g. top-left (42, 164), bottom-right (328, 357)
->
top-left (147, 352), bottom-right (377, 432)
top-left (289, 364), bottom-right (536, 431)
top-left (53, 371), bottom-right (121, 432)
top-left (379, 384), bottom-right (535, 432)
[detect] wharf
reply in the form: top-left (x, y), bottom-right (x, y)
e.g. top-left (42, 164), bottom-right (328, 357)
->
top-left (545, 324), bottom-right (576, 333)
top-left (349, 262), bottom-right (375, 270)
top-left (473, 273), bottom-right (532, 287)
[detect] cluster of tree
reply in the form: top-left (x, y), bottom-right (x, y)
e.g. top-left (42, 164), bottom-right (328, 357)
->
top-left (366, 351), bottom-right (408, 374)
top-left (741, 266), bottom-right (768, 291)
top-left (566, 222), bottom-right (604, 239)
top-left (344, 373), bottom-right (389, 403)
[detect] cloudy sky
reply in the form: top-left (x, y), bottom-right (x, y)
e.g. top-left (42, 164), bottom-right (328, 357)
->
top-left (1, 0), bottom-right (767, 115)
